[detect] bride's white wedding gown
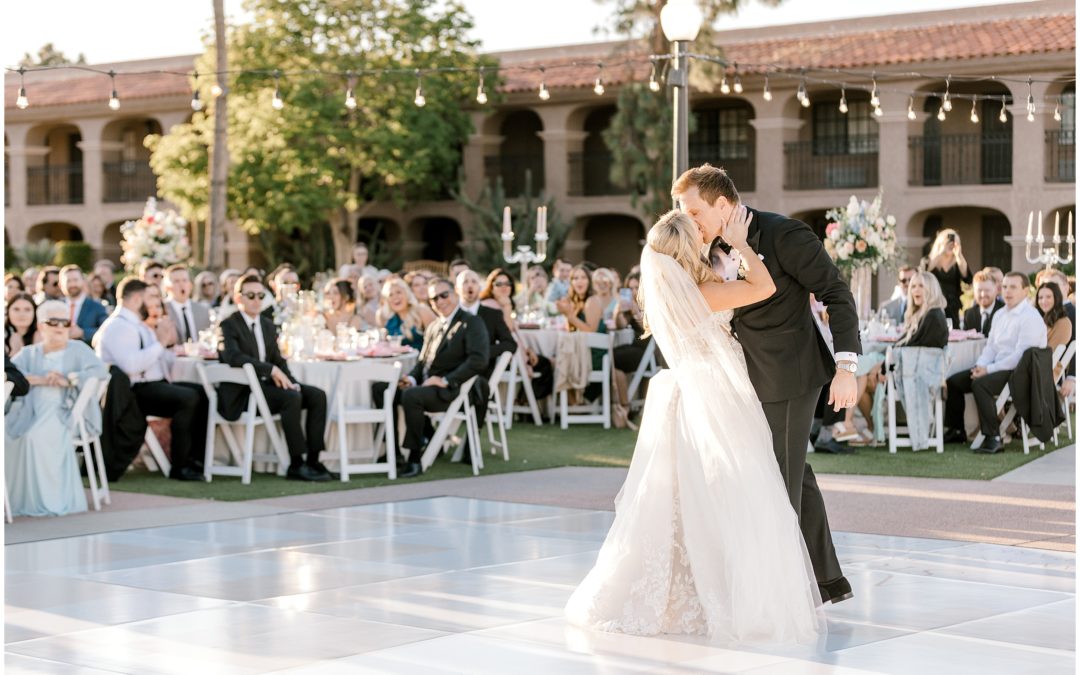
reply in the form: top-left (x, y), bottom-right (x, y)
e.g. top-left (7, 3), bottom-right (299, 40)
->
top-left (565, 246), bottom-right (825, 645)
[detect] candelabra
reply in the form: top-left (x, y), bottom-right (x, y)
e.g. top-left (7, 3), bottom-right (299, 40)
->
top-left (501, 205), bottom-right (548, 288)
top-left (1025, 210), bottom-right (1074, 271)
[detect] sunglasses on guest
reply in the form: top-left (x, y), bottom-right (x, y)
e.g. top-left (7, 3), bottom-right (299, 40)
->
top-left (42, 317), bottom-right (71, 327)
top-left (493, 281), bottom-right (512, 288)
top-left (428, 290), bottom-right (452, 304)
top-left (242, 291), bottom-right (267, 300)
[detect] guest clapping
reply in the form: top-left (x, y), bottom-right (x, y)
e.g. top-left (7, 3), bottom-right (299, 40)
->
top-left (6, 300), bottom-right (108, 517)
top-left (5, 292), bottom-right (41, 356)
top-left (376, 277), bottom-right (434, 350)
top-left (924, 229), bottom-right (971, 326)
top-left (323, 277), bottom-right (365, 333)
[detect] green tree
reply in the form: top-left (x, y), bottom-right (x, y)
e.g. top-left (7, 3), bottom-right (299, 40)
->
top-left (147, 0), bottom-right (490, 269)
top-left (19, 43), bottom-right (87, 67)
top-left (598, 0), bottom-right (781, 221)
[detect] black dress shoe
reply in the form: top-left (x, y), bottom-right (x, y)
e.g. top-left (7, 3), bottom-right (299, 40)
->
top-left (814, 439), bottom-right (853, 455)
top-left (943, 429), bottom-right (968, 444)
top-left (307, 461), bottom-right (338, 479)
top-left (170, 466), bottom-right (206, 482)
top-left (974, 436), bottom-right (1003, 454)
top-left (398, 462), bottom-right (422, 478)
top-left (819, 576), bottom-right (854, 604)
top-left (287, 464), bottom-right (333, 482)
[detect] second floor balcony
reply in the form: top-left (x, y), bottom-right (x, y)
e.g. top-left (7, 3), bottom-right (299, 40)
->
top-left (104, 161), bottom-right (157, 203)
top-left (784, 138), bottom-right (879, 191)
top-left (908, 133), bottom-right (1012, 186)
top-left (484, 154), bottom-right (544, 198)
top-left (1045, 130), bottom-right (1075, 183)
top-left (568, 151), bottom-right (633, 197)
top-left (27, 163), bottom-right (83, 205)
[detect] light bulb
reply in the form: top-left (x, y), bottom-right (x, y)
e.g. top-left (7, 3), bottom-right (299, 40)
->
top-left (1027, 110), bottom-right (1035, 122)
top-left (907, 97), bottom-right (916, 120)
top-left (796, 82), bottom-right (806, 102)
top-left (801, 94), bottom-right (810, 108)
top-left (907, 107), bottom-right (916, 121)
top-left (1054, 105), bottom-right (1061, 122)
top-left (839, 97), bottom-right (848, 114)
top-left (593, 78), bottom-right (604, 96)
top-left (108, 90), bottom-right (120, 111)
top-left (870, 85), bottom-right (880, 107)
top-left (720, 76), bottom-right (730, 95)
top-left (874, 105), bottom-right (883, 118)
top-left (211, 83), bottom-right (223, 97)
top-left (414, 87), bottom-right (426, 107)
top-left (970, 103), bottom-right (979, 124)
top-left (345, 88), bottom-right (356, 110)
top-left (733, 75), bottom-right (743, 94)
top-left (16, 87), bottom-right (28, 109)
top-left (271, 88), bottom-right (283, 110)
top-left (943, 94), bottom-right (952, 112)
top-left (762, 80), bottom-right (772, 101)
top-left (648, 77), bottom-right (660, 92)
top-left (538, 83), bottom-right (550, 100)
top-left (999, 103), bottom-right (1008, 123)
top-left (937, 106), bottom-right (946, 122)
top-left (191, 90), bottom-right (203, 111)
top-left (476, 87), bottom-right (487, 105)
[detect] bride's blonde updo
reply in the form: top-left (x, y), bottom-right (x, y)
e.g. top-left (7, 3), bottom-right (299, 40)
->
top-left (647, 210), bottom-right (719, 286)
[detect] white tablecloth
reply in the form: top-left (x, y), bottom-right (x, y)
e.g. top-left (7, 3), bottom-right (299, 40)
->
top-left (517, 327), bottom-right (635, 360)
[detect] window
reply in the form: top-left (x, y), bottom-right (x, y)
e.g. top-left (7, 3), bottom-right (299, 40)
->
top-left (691, 106), bottom-right (750, 159)
top-left (1061, 84), bottom-right (1075, 145)
top-left (812, 100), bottom-right (877, 155)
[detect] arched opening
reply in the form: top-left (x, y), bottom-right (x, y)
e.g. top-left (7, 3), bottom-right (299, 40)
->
top-left (571, 106), bottom-right (628, 196)
top-left (101, 118), bottom-right (162, 203)
top-left (27, 221), bottom-right (83, 244)
top-left (790, 209), bottom-right (831, 241)
top-left (911, 206), bottom-right (1013, 271)
top-left (786, 88), bottom-right (878, 190)
top-left (25, 123), bottom-right (83, 205)
top-left (912, 81), bottom-right (1012, 186)
top-left (690, 98), bottom-right (756, 192)
top-left (582, 214), bottom-right (645, 274)
top-left (411, 217), bottom-right (462, 262)
top-left (357, 217), bottom-right (402, 268)
top-left (487, 110), bottom-right (544, 197)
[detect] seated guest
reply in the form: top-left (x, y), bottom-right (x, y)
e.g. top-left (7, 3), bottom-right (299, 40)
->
top-left (219, 275), bottom-right (332, 481)
top-left (263, 267), bottom-right (299, 321)
top-left (375, 278), bottom-right (489, 478)
top-left (34, 266), bottom-right (62, 304)
top-left (323, 277), bottom-right (365, 333)
top-left (92, 259), bottom-right (118, 306)
top-left (546, 257), bottom-right (572, 304)
top-left (377, 278), bottom-right (434, 350)
top-left (612, 272), bottom-right (652, 375)
top-left (591, 268), bottom-right (628, 327)
top-left (448, 258), bottom-right (471, 283)
top-left (163, 265), bottom-right (210, 344)
top-left (944, 272), bottom-right (1047, 453)
top-left (5, 273), bottom-right (25, 304)
top-left (878, 265), bottom-right (915, 325)
top-left (139, 260), bottom-right (165, 289)
top-left (141, 284), bottom-right (180, 349)
top-left (1037, 269), bottom-right (1075, 398)
top-left (963, 270), bottom-right (1005, 336)
top-left (352, 242), bottom-right (379, 278)
top-left (87, 273), bottom-right (112, 311)
top-left (96, 278), bottom-right (209, 481)
top-left (1036, 282), bottom-right (1072, 359)
top-left (516, 265), bottom-right (550, 314)
top-left (357, 274), bottom-right (381, 327)
top-left (6, 354), bottom-right (30, 397)
top-left (470, 269), bottom-right (519, 371)
top-left (405, 271), bottom-right (432, 304)
top-left (59, 265), bottom-right (109, 346)
top-left (193, 271), bottom-right (220, 306)
top-left (216, 269), bottom-right (242, 309)
top-left (6, 300), bottom-right (108, 516)
top-left (556, 264), bottom-right (609, 399)
top-left (20, 267), bottom-right (39, 299)
top-left (5, 292), bottom-right (41, 356)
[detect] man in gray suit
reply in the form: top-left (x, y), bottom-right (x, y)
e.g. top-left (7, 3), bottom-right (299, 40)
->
top-left (878, 265), bottom-right (915, 325)
top-left (163, 264), bottom-right (211, 344)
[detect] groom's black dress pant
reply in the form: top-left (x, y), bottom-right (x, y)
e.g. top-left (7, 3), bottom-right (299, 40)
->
top-left (760, 387), bottom-right (843, 584)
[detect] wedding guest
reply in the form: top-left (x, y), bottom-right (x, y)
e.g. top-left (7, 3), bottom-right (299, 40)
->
top-left (612, 272), bottom-right (651, 375)
top-left (323, 277), bottom-right (365, 333)
top-left (357, 274), bottom-right (382, 327)
top-left (92, 259), bottom-right (118, 306)
top-left (591, 268), bottom-right (628, 328)
top-left (556, 264), bottom-right (610, 387)
top-left (97, 278), bottom-right (209, 480)
top-left (5, 273), bottom-right (25, 303)
top-left (352, 242), bottom-right (379, 278)
top-left (376, 278), bottom-right (434, 350)
top-left (141, 283), bottom-right (180, 348)
top-left (924, 229), bottom-right (971, 326)
top-left (5, 300), bottom-right (108, 517)
top-left (374, 278), bottom-right (489, 478)
top-left (60, 265), bottom-right (108, 345)
top-left (193, 271), bottom-right (219, 306)
top-left (1036, 283), bottom-right (1072, 356)
top-left (87, 273), bottom-right (112, 310)
top-left (338, 264), bottom-right (362, 285)
top-left (516, 265), bottom-right (550, 314)
top-left (546, 257), bottom-right (572, 304)
top-left (963, 270), bottom-right (1005, 337)
top-left (982, 266), bottom-right (1004, 299)
top-left (1036, 269), bottom-right (1076, 397)
top-left (139, 260), bottom-right (165, 289)
top-left (217, 269), bottom-right (242, 309)
top-left (405, 271), bottom-right (431, 303)
top-left (878, 265), bottom-right (915, 325)
top-left (163, 265), bottom-right (210, 344)
top-left (219, 275), bottom-right (332, 482)
top-left (5, 292), bottom-right (41, 356)
top-left (449, 258), bottom-right (471, 283)
top-left (34, 266), bottom-right (62, 304)
top-left (945, 272), bottom-right (1046, 453)
top-left (472, 269), bottom-right (520, 372)
top-left (21, 267), bottom-right (39, 298)
top-left (264, 267), bottom-right (299, 320)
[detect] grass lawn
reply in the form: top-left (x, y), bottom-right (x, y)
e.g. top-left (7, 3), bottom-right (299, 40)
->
top-left (104, 423), bottom-right (1069, 502)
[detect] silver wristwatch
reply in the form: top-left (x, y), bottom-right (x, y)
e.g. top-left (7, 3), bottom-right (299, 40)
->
top-left (836, 361), bottom-right (858, 374)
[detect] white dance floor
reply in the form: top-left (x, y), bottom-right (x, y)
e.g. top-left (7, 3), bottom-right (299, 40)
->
top-left (4, 496), bottom-right (1074, 674)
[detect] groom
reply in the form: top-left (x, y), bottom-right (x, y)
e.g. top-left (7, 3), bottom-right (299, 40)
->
top-left (673, 164), bottom-right (859, 604)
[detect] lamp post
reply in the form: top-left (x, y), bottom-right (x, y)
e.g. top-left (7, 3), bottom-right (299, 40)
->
top-left (660, 0), bottom-right (704, 202)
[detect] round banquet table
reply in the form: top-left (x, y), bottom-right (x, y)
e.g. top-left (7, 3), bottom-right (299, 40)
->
top-left (173, 352), bottom-right (418, 463)
top-left (516, 327), bottom-right (635, 360)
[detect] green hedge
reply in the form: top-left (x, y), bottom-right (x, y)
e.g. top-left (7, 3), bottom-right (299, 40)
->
top-left (53, 241), bottom-right (94, 271)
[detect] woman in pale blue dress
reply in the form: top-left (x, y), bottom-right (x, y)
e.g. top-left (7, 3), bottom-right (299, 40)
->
top-left (5, 300), bottom-right (107, 517)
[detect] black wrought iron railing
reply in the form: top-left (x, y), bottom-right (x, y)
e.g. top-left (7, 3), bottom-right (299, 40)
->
top-left (27, 163), bottom-right (83, 205)
top-left (783, 140), bottom-right (878, 190)
top-left (688, 144), bottom-right (755, 192)
top-left (104, 161), bottom-right (157, 203)
top-left (908, 133), bottom-right (1012, 186)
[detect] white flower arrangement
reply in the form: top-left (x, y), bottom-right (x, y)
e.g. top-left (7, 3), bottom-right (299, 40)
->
top-left (119, 198), bottom-right (193, 272)
top-left (822, 191), bottom-right (899, 274)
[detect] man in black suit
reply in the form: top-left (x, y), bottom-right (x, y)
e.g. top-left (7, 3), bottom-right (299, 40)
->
top-left (455, 270), bottom-right (517, 377)
top-left (219, 274), bottom-right (331, 482)
top-left (674, 164), bottom-right (859, 604)
top-left (376, 278), bottom-right (489, 478)
top-left (963, 271), bottom-right (1005, 337)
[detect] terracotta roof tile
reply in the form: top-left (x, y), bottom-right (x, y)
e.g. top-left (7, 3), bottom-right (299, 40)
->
top-left (5, 69), bottom-right (192, 109)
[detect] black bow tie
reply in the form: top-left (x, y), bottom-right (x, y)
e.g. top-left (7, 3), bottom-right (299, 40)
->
top-left (711, 236), bottom-right (732, 255)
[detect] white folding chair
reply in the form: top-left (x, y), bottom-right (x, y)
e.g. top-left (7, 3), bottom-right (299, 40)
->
top-left (4, 381), bottom-right (14, 523)
top-left (1053, 342), bottom-right (1075, 442)
top-left (324, 361), bottom-right (402, 481)
top-left (503, 348), bottom-right (544, 427)
top-left (885, 347), bottom-right (944, 454)
top-left (626, 338), bottom-right (660, 412)
top-left (485, 351), bottom-right (514, 461)
top-left (559, 332), bottom-right (613, 429)
top-left (198, 362), bottom-right (290, 483)
top-left (70, 377), bottom-right (107, 510)
top-left (420, 375), bottom-right (483, 475)
top-left (971, 346), bottom-right (1067, 455)
top-left (140, 418), bottom-right (172, 476)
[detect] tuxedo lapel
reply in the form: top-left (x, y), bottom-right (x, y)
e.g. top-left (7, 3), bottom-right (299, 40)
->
top-left (745, 208), bottom-right (763, 252)
top-left (435, 315), bottom-right (464, 357)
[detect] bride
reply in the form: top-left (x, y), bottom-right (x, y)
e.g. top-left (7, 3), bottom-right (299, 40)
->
top-left (565, 207), bottom-right (825, 645)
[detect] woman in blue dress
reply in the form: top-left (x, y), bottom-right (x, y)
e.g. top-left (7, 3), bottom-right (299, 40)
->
top-left (376, 277), bottom-right (436, 350)
top-left (6, 300), bottom-right (108, 517)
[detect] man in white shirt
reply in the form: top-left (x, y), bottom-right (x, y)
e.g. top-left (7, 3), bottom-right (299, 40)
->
top-left (163, 264), bottom-right (210, 344)
top-left (945, 271), bottom-right (1047, 453)
top-left (96, 277), bottom-right (209, 481)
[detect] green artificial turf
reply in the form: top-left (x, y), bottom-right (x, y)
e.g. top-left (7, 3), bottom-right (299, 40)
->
top-left (104, 424), bottom-right (1066, 501)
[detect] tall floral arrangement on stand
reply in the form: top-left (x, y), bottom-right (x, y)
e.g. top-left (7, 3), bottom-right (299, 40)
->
top-left (823, 192), bottom-right (899, 319)
top-left (119, 198), bottom-right (193, 273)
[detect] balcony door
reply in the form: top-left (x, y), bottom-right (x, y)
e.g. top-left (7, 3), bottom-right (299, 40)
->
top-left (980, 99), bottom-right (1012, 184)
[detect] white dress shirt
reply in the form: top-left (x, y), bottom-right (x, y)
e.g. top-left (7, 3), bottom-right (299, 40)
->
top-left (96, 307), bottom-right (170, 383)
top-left (170, 299), bottom-right (199, 343)
top-left (977, 300), bottom-right (1047, 373)
top-left (67, 294), bottom-right (86, 325)
top-left (241, 312), bottom-right (267, 361)
top-left (460, 301), bottom-right (480, 316)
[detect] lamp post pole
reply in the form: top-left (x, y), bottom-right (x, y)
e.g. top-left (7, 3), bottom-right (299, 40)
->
top-left (670, 38), bottom-right (690, 198)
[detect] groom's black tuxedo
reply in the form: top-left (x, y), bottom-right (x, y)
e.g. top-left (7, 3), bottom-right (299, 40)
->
top-left (727, 208), bottom-right (861, 403)
top-left (713, 206), bottom-right (859, 588)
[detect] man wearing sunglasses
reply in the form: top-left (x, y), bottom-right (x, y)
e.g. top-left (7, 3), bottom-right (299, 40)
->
top-left (375, 278), bottom-right (489, 478)
top-left (878, 265), bottom-right (915, 326)
top-left (218, 275), bottom-right (332, 482)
